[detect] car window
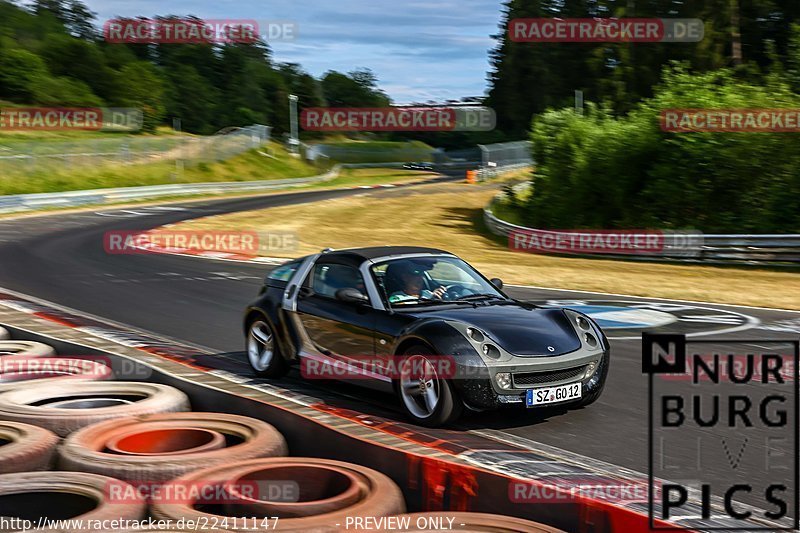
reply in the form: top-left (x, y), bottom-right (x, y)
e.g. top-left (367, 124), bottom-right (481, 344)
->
top-left (267, 260), bottom-right (301, 282)
top-left (372, 256), bottom-right (502, 306)
top-left (311, 262), bottom-right (366, 299)
top-left (429, 260), bottom-right (477, 286)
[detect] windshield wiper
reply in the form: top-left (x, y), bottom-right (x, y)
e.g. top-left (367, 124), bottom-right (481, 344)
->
top-left (393, 298), bottom-right (476, 308)
top-left (454, 293), bottom-right (505, 302)
top-left (420, 298), bottom-right (476, 305)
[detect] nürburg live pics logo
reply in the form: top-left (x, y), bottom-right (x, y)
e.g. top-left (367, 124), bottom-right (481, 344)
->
top-left (643, 333), bottom-right (798, 530)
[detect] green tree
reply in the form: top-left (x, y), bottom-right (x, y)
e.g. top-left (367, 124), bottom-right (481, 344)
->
top-left (41, 34), bottom-right (120, 103)
top-left (118, 62), bottom-right (166, 132)
top-left (0, 47), bottom-right (50, 101)
top-left (30, 76), bottom-right (101, 105)
top-left (164, 64), bottom-right (220, 134)
top-left (321, 70), bottom-right (390, 107)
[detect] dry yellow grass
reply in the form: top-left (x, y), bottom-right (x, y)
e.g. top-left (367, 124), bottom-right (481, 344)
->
top-left (165, 182), bottom-right (800, 310)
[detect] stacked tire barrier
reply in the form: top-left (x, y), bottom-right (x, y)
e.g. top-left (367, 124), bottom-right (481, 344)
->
top-left (59, 413), bottom-right (288, 482)
top-left (0, 340), bottom-right (56, 357)
top-left (0, 331), bottom-right (561, 532)
top-left (151, 458), bottom-right (406, 531)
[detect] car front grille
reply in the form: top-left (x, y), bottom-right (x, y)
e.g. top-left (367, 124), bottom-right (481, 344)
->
top-left (512, 365), bottom-right (587, 388)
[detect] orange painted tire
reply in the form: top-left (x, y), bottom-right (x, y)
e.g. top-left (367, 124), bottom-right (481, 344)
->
top-left (151, 458), bottom-right (406, 531)
top-left (0, 421), bottom-right (59, 473)
top-left (59, 412), bottom-right (288, 483)
top-left (0, 471), bottom-right (146, 532)
top-left (391, 512), bottom-right (566, 532)
top-left (0, 382), bottom-right (190, 437)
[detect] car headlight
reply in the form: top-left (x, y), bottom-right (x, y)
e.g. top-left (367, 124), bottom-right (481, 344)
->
top-left (564, 310), bottom-right (603, 351)
top-left (584, 332), bottom-right (598, 348)
top-left (482, 343), bottom-right (501, 359)
top-left (584, 361), bottom-right (597, 378)
top-left (495, 372), bottom-right (512, 389)
top-left (466, 327), bottom-right (484, 342)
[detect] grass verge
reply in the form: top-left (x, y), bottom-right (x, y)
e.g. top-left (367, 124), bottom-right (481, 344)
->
top-left (313, 140), bottom-right (434, 163)
top-left (0, 168), bottom-right (439, 221)
top-left (0, 143), bottom-right (319, 195)
top-left (166, 181), bottom-right (800, 310)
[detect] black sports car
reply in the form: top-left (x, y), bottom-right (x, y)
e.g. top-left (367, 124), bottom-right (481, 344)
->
top-left (243, 246), bottom-right (610, 426)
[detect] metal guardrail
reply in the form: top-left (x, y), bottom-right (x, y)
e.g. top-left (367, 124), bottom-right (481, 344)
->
top-left (484, 199), bottom-right (800, 265)
top-left (0, 167), bottom-right (341, 215)
top-left (0, 159), bottom-right (456, 215)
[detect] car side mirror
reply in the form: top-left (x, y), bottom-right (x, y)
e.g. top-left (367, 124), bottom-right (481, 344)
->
top-left (490, 278), bottom-right (504, 290)
top-left (335, 288), bottom-right (370, 304)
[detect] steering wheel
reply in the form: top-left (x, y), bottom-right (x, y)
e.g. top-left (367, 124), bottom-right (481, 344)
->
top-left (442, 284), bottom-right (467, 299)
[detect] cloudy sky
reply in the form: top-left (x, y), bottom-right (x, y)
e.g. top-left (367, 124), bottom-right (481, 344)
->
top-left (87, 0), bottom-right (505, 103)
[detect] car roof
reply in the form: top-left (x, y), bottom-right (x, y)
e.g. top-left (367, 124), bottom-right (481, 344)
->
top-left (321, 246), bottom-right (453, 262)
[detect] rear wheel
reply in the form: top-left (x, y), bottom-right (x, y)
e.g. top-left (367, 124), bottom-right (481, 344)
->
top-left (396, 345), bottom-right (462, 427)
top-left (247, 318), bottom-right (288, 378)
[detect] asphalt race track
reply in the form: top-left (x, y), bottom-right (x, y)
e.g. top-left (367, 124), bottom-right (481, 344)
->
top-left (1, 179), bottom-right (798, 513)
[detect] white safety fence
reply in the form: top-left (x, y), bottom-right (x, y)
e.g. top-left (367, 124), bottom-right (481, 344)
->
top-left (0, 125), bottom-right (271, 176)
top-left (477, 141), bottom-right (533, 179)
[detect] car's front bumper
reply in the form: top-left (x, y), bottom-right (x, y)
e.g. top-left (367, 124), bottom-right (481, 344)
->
top-left (452, 347), bottom-right (609, 410)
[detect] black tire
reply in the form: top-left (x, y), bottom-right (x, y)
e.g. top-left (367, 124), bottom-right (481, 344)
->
top-left (246, 316), bottom-right (288, 378)
top-left (395, 344), bottom-right (463, 427)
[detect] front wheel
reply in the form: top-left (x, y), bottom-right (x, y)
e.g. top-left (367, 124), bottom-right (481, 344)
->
top-left (396, 346), bottom-right (463, 427)
top-left (247, 318), bottom-right (288, 378)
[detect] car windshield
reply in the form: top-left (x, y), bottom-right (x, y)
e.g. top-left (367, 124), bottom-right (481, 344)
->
top-left (371, 256), bottom-right (504, 307)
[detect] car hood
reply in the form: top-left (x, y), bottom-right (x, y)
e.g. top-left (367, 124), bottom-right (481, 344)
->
top-left (418, 304), bottom-right (582, 356)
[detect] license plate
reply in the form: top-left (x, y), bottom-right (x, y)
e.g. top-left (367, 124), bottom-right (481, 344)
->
top-left (526, 382), bottom-right (582, 407)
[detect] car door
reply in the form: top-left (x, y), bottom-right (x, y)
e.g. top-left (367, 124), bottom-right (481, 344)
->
top-left (295, 259), bottom-right (377, 361)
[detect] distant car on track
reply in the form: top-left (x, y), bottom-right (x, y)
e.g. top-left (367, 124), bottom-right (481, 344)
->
top-left (244, 247), bottom-right (610, 426)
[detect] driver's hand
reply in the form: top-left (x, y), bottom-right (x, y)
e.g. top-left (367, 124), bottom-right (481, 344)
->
top-left (431, 286), bottom-right (447, 299)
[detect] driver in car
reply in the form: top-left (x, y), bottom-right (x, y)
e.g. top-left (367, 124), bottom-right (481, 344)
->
top-left (387, 262), bottom-right (447, 304)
